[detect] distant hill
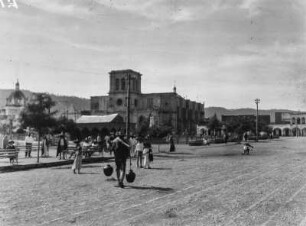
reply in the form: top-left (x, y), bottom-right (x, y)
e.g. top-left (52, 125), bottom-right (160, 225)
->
top-left (0, 89), bottom-right (90, 117)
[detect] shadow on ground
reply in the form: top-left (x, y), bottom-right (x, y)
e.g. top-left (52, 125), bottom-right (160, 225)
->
top-left (126, 185), bottom-right (174, 192)
top-left (149, 167), bottom-right (172, 170)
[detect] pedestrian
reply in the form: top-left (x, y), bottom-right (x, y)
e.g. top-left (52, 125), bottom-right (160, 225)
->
top-left (243, 132), bottom-right (248, 142)
top-left (97, 134), bottom-right (103, 155)
top-left (242, 142), bottom-right (254, 155)
top-left (223, 133), bottom-right (228, 144)
top-left (169, 135), bottom-right (175, 152)
top-left (44, 135), bottom-right (50, 157)
top-left (135, 137), bottom-right (144, 168)
top-left (72, 140), bottom-right (82, 174)
top-left (112, 133), bottom-right (130, 188)
top-left (6, 140), bottom-right (17, 164)
top-left (25, 133), bottom-right (34, 158)
top-left (57, 133), bottom-right (68, 160)
top-left (143, 136), bottom-right (152, 169)
top-left (2, 135), bottom-right (9, 149)
top-left (82, 138), bottom-right (91, 158)
top-left (129, 135), bottom-right (137, 157)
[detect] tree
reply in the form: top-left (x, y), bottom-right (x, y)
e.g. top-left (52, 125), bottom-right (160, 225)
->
top-left (20, 93), bottom-right (57, 163)
top-left (54, 117), bottom-right (80, 140)
top-left (207, 114), bottom-right (221, 136)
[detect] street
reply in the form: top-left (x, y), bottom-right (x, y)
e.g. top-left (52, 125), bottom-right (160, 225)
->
top-left (1, 138), bottom-right (306, 226)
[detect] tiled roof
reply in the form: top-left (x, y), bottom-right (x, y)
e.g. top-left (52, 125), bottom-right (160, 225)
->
top-left (76, 114), bottom-right (119, 124)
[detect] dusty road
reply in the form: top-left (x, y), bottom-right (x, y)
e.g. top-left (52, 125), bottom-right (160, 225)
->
top-left (1, 137), bottom-right (306, 226)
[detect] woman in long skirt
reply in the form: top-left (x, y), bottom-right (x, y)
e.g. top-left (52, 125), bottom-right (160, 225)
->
top-left (72, 141), bottom-right (82, 174)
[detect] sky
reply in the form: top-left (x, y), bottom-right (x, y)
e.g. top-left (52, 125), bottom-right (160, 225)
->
top-left (0, 0), bottom-right (306, 110)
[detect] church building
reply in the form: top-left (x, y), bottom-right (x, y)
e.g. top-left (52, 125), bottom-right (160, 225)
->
top-left (90, 69), bottom-right (205, 134)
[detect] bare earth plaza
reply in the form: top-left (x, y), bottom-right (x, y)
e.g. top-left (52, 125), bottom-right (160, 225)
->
top-left (2, 0), bottom-right (306, 226)
top-left (0, 138), bottom-right (306, 225)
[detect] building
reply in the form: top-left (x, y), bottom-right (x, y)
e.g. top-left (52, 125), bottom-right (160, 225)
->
top-left (3, 80), bottom-right (27, 119)
top-left (76, 113), bottom-right (125, 137)
top-left (271, 112), bottom-right (306, 136)
top-left (0, 81), bottom-right (27, 134)
top-left (90, 69), bottom-right (205, 134)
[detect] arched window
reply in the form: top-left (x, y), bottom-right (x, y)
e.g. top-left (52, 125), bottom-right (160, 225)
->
top-left (115, 79), bottom-right (119, 90)
top-left (121, 78), bottom-right (125, 90)
top-left (292, 117), bottom-right (295, 124)
top-left (297, 118), bottom-right (301, 124)
top-left (302, 117), bottom-right (305, 124)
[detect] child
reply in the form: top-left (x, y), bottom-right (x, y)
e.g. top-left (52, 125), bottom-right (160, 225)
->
top-left (242, 142), bottom-right (254, 155)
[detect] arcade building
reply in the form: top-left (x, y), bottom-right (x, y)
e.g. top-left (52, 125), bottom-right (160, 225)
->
top-left (88, 69), bottom-right (205, 134)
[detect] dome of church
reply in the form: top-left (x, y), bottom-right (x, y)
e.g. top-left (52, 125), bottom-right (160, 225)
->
top-left (6, 81), bottom-right (27, 106)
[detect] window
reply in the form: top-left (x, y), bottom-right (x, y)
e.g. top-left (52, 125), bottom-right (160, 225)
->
top-left (297, 118), bottom-right (301, 124)
top-left (117, 98), bottom-right (123, 106)
top-left (134, 99), bottom-right (138, 107)
top-left (115, 79), bottom-right (119, 90)
top-left (91, 102), bottom-right (99, 110)
top-left (121, 78), bottom-right (125, 90)
top-left (147, 98), bottom-right (153, 108)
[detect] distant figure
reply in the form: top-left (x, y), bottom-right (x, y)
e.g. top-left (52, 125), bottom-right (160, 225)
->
top-left (242, 142), bottom-right (254, 155)
top-left (42, 135), bottom-right (50, 157)
top-left (129, 135), bottom-right (137, 157)
top-left (57, 133), bottom-right (68, 160)
top-left (82, 138), bottom-right (91, 158)
top-left (97, 134), bottom-right (102, 155)
top-left (143, 136), bottom-right (152, 169)
top-left (135, 137), bottom-right (144, 168)
top-left (243, 133), bottom-right (248, 142)
top-left (169, 135), bottom-right (175, 152)
top-left (223, 133), bottom-right (228, 144)
top-left (72, 140), bottom-right (82, 174)
top-left (2, 135), bottom-right (9, 149)
top-left (25, 133), bottom-right (34, 158)
top-left (6, 140), bottom-right (17, 164)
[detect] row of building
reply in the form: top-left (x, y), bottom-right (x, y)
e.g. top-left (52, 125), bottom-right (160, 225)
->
top-left (1, 70), bottom-right (306, 137)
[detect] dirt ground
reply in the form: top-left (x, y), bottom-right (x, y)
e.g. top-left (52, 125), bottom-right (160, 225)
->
top-left (1, 137), bottom-right (306, 226)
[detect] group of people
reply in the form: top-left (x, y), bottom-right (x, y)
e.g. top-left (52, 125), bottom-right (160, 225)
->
top-left (135, 136), bottom-right (153, 169)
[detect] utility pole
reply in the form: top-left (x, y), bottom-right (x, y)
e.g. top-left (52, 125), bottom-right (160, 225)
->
top-left (126, 74), bottom-right (131, 139)
top-left (255, 98), bottom-right (260, 142)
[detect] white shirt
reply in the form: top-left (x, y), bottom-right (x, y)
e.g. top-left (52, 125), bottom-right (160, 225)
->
top-left (25, 136), bottom-right (34, 144)
top-left (135, 142), bottom-right (144, 151)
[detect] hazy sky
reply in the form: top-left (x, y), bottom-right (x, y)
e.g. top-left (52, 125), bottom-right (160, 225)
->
top-left (1, 0), bottom-right (306, 110)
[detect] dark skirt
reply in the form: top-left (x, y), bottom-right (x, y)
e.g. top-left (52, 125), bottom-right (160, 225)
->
top-left (170, 143), bottom-right (175, 152)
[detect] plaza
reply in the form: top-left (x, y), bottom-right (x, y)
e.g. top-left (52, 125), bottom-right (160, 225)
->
top-left (1, 137), bottom-right (306, 225)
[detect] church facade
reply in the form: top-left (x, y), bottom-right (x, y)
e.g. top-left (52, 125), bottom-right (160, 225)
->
top-left (90, 69), bottom-right (205, 134)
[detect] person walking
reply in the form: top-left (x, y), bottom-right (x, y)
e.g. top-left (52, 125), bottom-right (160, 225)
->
top-left (135, 137), bottom-right (144, 168)
top-left (143, 136), bottom-right (152, 169)
top-left (25, 133), bottom-right (34, 158)
top-left (112, 133), bottom-right (130, 188)
top-left (57, 133), bottom-right (68, 160)
top-left (169, 135), bottom-right (175, 152)
top-left (129, 135), bottom-right (137, 158)
top-left (72, 140), bottom-right (82, 174)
